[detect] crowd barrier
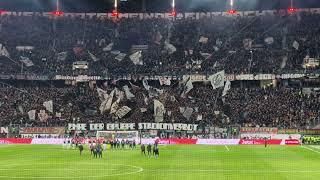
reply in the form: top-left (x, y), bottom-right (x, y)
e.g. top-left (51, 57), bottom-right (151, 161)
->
top-left (0, 138), bottom-right (300, 145)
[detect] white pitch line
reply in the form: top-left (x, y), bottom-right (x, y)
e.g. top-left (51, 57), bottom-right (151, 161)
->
top-left (145, 169), bottom-right (320, 173)
top-left (0, 169), bottom-right (116, 171)
top-left (224, 145), bottom-right (230, 151)
top-left (301, 146), bottom-right (320, 154)
top-left (0, 164), bottom-right (144, 179)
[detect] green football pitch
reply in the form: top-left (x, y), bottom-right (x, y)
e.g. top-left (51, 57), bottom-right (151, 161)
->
top-left (0, 144), bottom-right (319, 180)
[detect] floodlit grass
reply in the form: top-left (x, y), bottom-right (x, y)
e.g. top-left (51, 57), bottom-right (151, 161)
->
top-left (0, 144), bottom-right (319, 180)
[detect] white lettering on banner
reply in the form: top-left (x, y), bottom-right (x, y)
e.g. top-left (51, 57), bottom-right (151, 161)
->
top-left (55, 75), bottom-right (101, 81)
top-left (280, 74), bottom-right (305, 79)
top-left (2, 9), bottom-right (319, 20)
top-left (69, 123), bottom-right (198, 131)
top-left (236, 74), bottom-right (254, 80)
top-left (0, 127), bottom-right (8, 134)
top-left (68, 123), bottom-right (86, 131)
top-left (89, 123), bottom-right (104, 131)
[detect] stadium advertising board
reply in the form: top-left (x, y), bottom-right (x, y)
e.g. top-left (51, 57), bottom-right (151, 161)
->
top-left (0, 127), bottom-right (8, 134)
top-left (0, 138), bottom-right (32, 144)
top-left (157, 138), bottom-right (198, 145)
top-left (68, 123), bottom-right (198, 131)
top-left (284, 139), bottom-right (300, 145)
top-left (240, 134), bottom-right (301, 140)
top-left (20, 127), bottom-right (65, 135)
top-left (239, 139), bottom-right (283, 145)
top-left (196, 139), bottom-right (240, 145)
top-left (278, 129), bottom-right (320, 135)
top-left (31, 138), bottom-right (65, 145)
top-left (240, 127), bottom-right (278, 134)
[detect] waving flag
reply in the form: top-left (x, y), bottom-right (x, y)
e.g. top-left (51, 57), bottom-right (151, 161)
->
top-left (88, 51), bottom-right (99, 62)
top-left (130, 51), bottom-right (143, 65)
top-left (222, 80), bottom-right (231, 97)
top-left (209, 71), bottom-right (225, 90)
top-left (154, 100), bottom-right (164, 122)
top-left (123, 85), bottom-right (135, 100)
top-left (115, 53), bottom-right (127, 61)
top-left (28, 110), bottom-right (36, 120)
top-left (57, 52), bottom-right (68, 61)
top-left (20, 56), bottom-right (34, 67)
top-left (181, 78), bottom-right (193, 98)
top-left (0, 43), bottom-right (10, 58)
top-left (43, 100), bottom-right (53, 113)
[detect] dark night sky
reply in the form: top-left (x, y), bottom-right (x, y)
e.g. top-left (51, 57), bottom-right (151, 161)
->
top-left (0, 0), bottom-right (320, 13)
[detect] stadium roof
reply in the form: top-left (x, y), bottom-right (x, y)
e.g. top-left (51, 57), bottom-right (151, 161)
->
top-left (1, 0), bottom-right (320, 13)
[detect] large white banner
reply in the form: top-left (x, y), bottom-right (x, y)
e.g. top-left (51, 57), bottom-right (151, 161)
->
top-left (209, 70), bottom-right (225, 90)
top-left (70, 123), bottom-right (199, 131)
top-left (154, 100), bottom-right (164, 122)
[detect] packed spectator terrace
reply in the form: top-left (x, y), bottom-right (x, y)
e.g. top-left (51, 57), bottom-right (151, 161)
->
top-left (0, 8), bottom-right (319, 130)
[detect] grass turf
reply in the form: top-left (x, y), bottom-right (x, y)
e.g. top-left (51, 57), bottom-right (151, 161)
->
top-left (0, 144), bottom-right (319, 180)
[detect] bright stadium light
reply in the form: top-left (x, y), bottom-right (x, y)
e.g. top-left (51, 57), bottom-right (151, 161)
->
top-left (51, 0), bottom-right (64, 16)
top-left (114, 0), bottom-right (118, 8)
top-left (112, 0), bottom-right (119, 17)
top-left (288, 0), bottom-right (297, 13)
top-left (228, 9), bottom-right (237, 14)
top-left (228, 0), bottom-right (237, 15)
top-left (170, 0), bottom-right (177, 17)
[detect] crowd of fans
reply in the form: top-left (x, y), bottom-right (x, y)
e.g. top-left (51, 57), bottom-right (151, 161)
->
top-left (0, 12), bottom-right (319, 76)
top-left (0, 11), bottom-right (319, 130)
top-left (0, 81), bottom-right (319, 129)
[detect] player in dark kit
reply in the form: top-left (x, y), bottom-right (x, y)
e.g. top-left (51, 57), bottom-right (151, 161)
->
top-left (147, 144), bottom-right (152, 156)
top-left (78, 143), bottom-right (84, 156)
top-left (141, 144), bottom-right (146, 155)
top-left (133, 140), bottom-right (136, 149)
top-left (97, 143), bottom-right (102, 158)
top-left (93, 146), bottom-right (98, 158)
top-left (121, 139), bottom-right (125, 149)
top-left (154, 146), bottom-right (159, 158)
top-left (90, 142), bottom-right (94, 155)
top-left (264, 137), bottom-right (267, 148)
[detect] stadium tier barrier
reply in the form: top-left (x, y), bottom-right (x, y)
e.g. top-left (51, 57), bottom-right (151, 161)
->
top-left (0, 138), bottom-right (300, 145)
